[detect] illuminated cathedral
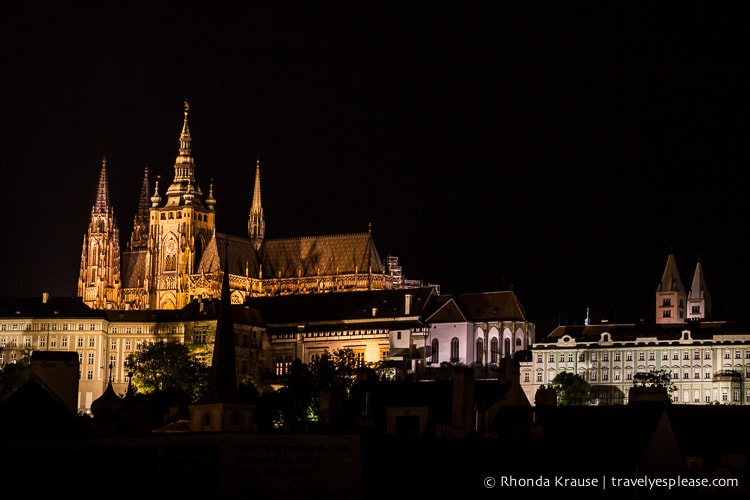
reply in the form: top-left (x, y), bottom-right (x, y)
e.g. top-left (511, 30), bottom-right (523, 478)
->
top-left (78, 102), bottom-right (414, 310)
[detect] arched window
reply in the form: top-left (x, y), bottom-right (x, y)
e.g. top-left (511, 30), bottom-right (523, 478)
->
top-left (475, 337), bottom-right (484, 365)
top-left (490, 337), bottom-right (499, 364)
top-left (450, 337), bottom-right (459, 363)
top-left (431, 338), bottom-right (439, 364)
top-left (504, 338), bottom-right (511, 356)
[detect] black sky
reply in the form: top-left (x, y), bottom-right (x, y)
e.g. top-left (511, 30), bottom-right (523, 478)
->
top-left (3, 2), bottom-right (750, 335)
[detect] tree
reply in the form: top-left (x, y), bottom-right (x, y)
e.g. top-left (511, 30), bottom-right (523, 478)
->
top-left (634, 368), bottom-right (676, 402)
top-left (311, 348), bottom-right (359, 393)
top-left (124, 341), bottom-right (210, 416)
top-left (551, 371), bottom-right (591, 406)
top-left (275, 358), bottom-right (317, 429)
top-left (259, 349), bottom-right (365, 431)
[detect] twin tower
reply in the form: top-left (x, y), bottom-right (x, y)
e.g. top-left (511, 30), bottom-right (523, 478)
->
top-left (77, 102), bottom-right (395, 311)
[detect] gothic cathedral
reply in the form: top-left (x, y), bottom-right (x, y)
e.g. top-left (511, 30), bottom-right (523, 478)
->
top-left (78, 102), bottom-right (404, 310)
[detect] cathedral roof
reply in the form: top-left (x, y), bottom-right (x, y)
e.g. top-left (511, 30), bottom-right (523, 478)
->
top-left (197, 231), bottom-right (386, 280)
top-left (260, 232), bottom-right (385, 278)
top-left (196, 232), bottom-right (260, 277)
top-left (121, 249), bottom-right (148, 289)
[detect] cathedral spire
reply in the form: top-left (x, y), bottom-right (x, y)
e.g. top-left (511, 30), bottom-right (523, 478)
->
top-left (128, 166), bottom-right (150, 250)
top-left (94, 157), bottom-right (110, 212)
top-left (248, 155), bottom-right (265, 251)
top-left (165, 100), bottom-right (203, 206)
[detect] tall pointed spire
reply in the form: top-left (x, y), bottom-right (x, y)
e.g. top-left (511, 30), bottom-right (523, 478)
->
top-left (94, 157), bottom-right (110, 212)
top-left (165, 100), bottom-right (203, 206)
top-left (248, 155), bottom-right (265, 251)
top-left (657, 253), bottom-right (685, 294)
top-left (656, 252), bottom-right (686, 324)
top-left (128, 166), bottom-right (150, 251)
top-left (687, 258), bottom-right (711, 321)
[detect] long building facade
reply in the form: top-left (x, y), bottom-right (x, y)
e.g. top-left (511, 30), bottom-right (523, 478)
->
top-left (522, 253), bottom-right (750, 406)
top-left (78, 101), bottom-right (416, 312)
top-left (0, 287), bottom-right (534, 414)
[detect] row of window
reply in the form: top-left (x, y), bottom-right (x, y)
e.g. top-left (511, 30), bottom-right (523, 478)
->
top-left (158, 211), bottom-right (209, 221)
top-left (0, 324), bottom-right (166, 334)
top-left (1, 337), bottom-right (97, 348)
top-left (538, 349), bottom-right (750, 364)
top-left (1, 323), bottom-right (99, 331)
top-left (428, 336), bottom-right (524, 364)
top-left (536, 367), bottom-right (750, 384)
top-left (673, 389), bottom-right (748, 403)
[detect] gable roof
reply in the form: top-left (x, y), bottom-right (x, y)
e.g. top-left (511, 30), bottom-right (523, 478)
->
top-left (424, 290), bottom-right (528, 324)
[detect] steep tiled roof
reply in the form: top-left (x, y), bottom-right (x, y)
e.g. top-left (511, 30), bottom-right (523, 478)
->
top-left (121, 249), bottom-right (147, 288)
top-left (260, 232), bottom-right (385, 278)
top-left (197, 231), bottom-right (385, 281)
top-left (424, 290), bottom-right (528, 323)
top-left (196, 232), bottom-right (260, 277)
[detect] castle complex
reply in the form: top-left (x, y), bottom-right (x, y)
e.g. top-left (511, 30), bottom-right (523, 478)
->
top-left (7, 101), bottom-right (750, 415)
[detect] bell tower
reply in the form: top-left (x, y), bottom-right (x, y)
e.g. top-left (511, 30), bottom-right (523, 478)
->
top-left (655, 252), bottom-right (686, 324)
top-left (146, 101), bottom-right (216, 309)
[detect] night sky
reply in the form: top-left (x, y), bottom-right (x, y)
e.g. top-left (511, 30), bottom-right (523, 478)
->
top-left (3, 2), bottom-right (750, 335)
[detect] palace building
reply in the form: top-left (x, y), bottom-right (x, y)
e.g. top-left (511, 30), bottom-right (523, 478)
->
top-left (524, 253), bottom-right (750, 406)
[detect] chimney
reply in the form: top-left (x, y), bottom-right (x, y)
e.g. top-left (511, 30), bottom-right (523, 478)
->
top-left (405, 294), bottom-right (412, 315)
top-left (42, 292), bottom-right (50, 304)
